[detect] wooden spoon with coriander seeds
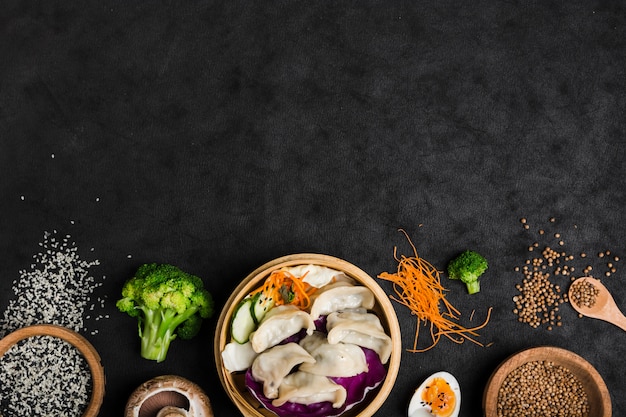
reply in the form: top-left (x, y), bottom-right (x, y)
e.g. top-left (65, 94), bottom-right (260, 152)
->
top-left (569, 277), bottom-right (626, 331)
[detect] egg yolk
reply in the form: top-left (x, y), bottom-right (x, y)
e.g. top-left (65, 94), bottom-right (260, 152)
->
top-left (420, 377), bottom-right (456, 417)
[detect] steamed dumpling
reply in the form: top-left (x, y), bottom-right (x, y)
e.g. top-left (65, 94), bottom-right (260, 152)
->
top-left (251, 343), bottom-right (315, 399)
top-left (326, 311), bottom-right (392, 364)
top-left (284, 264), bottom-right (354, 288)
top-left (221, 341), bottom-right (258, 372)
top-left (298, 331), bottom-right (368, 377)
top-left (249, 305), bottom-right (315, 353)
top-left (272, 371), bottom-right (347, 408)
top-left (309, 283), bottom-right (375, 320)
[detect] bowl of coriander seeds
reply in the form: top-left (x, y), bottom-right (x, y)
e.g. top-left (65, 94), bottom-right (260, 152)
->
top-left (483, 346), bottom-right (612, 417)
top-left (0, 324), bottom-right (105, 417)
top-left (483, 346), bottom-right (610, 417)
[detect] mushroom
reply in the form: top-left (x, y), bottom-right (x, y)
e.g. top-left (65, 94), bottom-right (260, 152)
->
top-left (125, 375), bottom-right (214, 417)
top-left (156, 405), bottom-right (189, 417)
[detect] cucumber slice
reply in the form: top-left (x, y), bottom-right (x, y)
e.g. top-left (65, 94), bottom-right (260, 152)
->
top-left (231, 297), bottom-right (256, 344)
top-left (251, 292), bottom-right (275, 324)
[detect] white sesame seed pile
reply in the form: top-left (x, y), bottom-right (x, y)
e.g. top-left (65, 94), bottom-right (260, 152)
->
top-left (0, 230), bottom-right (105, 338)
top-left (0, 335), bottom-right (92, 417)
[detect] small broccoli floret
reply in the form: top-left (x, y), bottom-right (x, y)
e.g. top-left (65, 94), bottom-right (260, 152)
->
top-left (447, 250), bottom-right (488, 295)
top-left (176, 314), bottom-right (203, 340)
top-left (116, 263), bottom-right (214, 362)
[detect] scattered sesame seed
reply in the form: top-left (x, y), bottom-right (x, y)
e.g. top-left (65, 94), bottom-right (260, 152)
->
top-left (0, 231), bottom-right (106, 338)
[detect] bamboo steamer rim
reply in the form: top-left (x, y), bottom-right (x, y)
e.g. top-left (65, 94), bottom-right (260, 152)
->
top-left (0, 324), bottom-right (106, 417)
top-left (214, 253), bottom-right (402, 417)
top-left (482, 346), bottom-right (611, 417)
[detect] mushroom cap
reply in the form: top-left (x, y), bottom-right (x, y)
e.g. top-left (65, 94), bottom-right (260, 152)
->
top-left (125, 375), bottom-right (214, 417)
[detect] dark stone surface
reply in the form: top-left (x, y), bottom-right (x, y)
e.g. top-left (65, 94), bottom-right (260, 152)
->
top-left (1, 1), bottom-right (625, 416)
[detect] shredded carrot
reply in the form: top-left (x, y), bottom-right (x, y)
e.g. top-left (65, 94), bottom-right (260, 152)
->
top-left (378, 229), bottom-right (492, 353)
top-left (249, 269), bottom-right (317, 310)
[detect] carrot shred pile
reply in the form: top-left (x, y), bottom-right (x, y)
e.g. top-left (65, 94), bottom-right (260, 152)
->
top-left (378, 230), bottom-right (492, 352)
top-left (250, 270), bottom-right (317, 309)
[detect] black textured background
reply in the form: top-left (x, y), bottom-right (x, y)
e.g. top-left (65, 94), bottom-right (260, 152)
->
top-left (1, 1), bottom-right (625, 416)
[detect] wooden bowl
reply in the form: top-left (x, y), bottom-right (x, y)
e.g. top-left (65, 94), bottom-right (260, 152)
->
top-left (483, 346), bottom-right (611, 417)
top-left (0, 324), bottom-right (105, 417)
top-left (214, 253), bottom-right (402, 417)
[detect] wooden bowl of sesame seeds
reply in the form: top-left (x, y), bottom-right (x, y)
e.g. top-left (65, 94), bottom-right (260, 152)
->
top-left (483, 346), bottom-right (610, 417)
top-left (0, 324), bottom-right (105, 417)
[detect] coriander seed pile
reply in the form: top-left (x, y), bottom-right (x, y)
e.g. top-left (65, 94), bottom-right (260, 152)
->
top-left (512, 268), bottom-right (564, 329)
top-left (496, 361), bottom-right (589, 417)
top-left (514, 217), bottom-right (620, 329)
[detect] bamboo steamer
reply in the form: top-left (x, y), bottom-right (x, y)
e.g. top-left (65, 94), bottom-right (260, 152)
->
top-left (214, 253), bottom-right (402, 417)
top-left (483, 346), bottom-right (611, 417)
top-left (0, 324), bottom-right (105, 417)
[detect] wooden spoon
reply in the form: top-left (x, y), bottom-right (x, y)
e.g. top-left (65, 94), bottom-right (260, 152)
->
top-left (569, 277), bottom-right (626, 331)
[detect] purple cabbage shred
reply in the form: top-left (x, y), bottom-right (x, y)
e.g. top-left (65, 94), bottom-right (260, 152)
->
top-left (246, 347), bottom-right (386, 417)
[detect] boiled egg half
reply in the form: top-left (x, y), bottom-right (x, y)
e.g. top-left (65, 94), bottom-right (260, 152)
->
top-left (407, 371), bottom-right (461, 417)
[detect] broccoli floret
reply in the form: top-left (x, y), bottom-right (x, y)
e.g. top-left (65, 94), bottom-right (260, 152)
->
top-left (447, 250), bottom-right (488, 295)
top-left (116, 263), bottom-right (214, 362)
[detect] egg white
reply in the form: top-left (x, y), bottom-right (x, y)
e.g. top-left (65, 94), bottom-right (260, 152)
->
top-left (407, 371), bottom-right (461, 417)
